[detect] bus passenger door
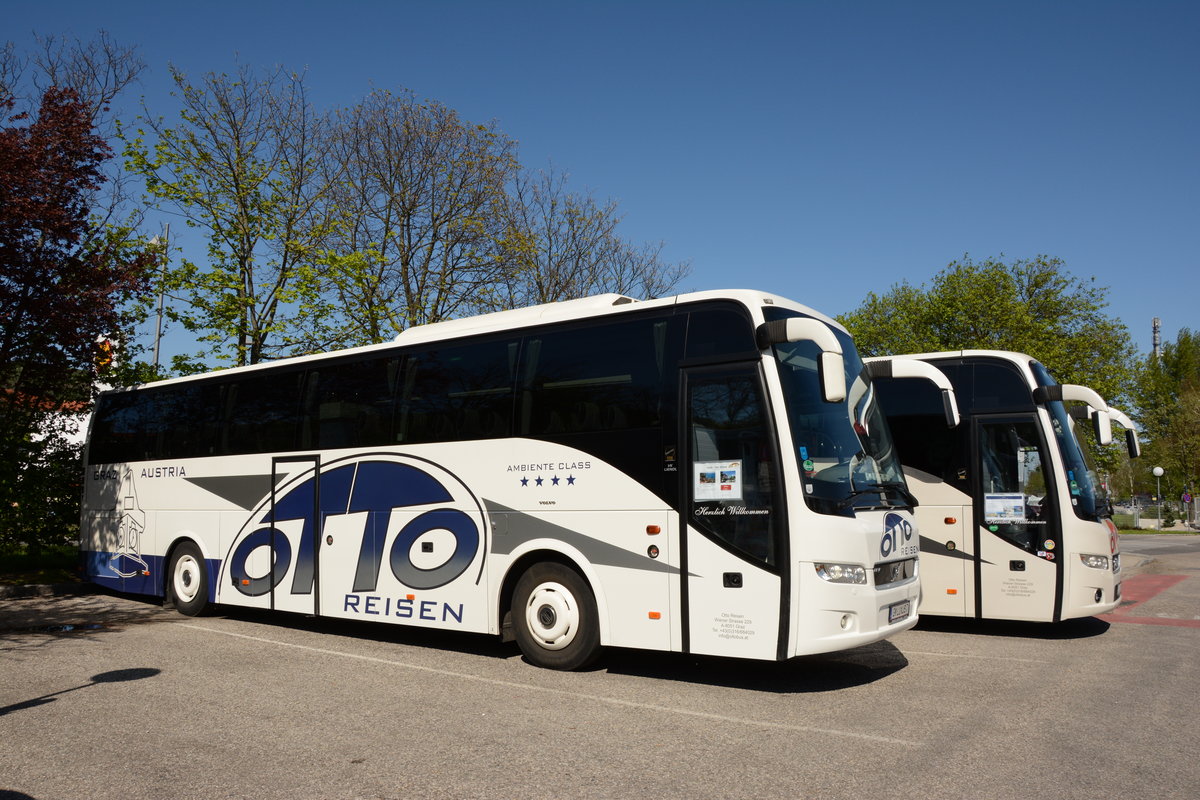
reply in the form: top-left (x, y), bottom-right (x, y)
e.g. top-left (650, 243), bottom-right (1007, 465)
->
top-left (269, 455), bottom-right (321, 616)
top-left (682, 366), bottom-right (785, 661)
top-left (974, 416), bottom-right (1061, 621)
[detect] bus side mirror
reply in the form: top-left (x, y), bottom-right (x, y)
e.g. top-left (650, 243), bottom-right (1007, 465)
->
top-left (1107, 407), bottom-right (1141, 459)
top-left (1125, 428), bottom-right (1141, 459)
top-left (757, 318), bottom-right (847, 403)
top-left (819, 352), bottom-right (847, 404)
top-left (1035, 384), bottom-right (1112, 446)
top-left (1091, 410), bottom-right (1113, 447)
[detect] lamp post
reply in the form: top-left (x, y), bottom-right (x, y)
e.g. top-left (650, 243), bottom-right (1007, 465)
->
top-left (149, 224), bottom-right (169, 374)
top-left (1152, 466), bottom-right (1164, 530)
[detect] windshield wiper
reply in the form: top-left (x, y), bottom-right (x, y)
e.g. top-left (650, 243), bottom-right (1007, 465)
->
top-left (878, 481), bottom-right (918, 507)
top-left (838, 481), bottom-right (918, 510)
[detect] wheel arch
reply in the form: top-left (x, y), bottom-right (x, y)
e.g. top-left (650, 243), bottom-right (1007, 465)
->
top-left (162, 533), bottom-right (217, 606)
top-left (497, 543), bottom-right (609, 645)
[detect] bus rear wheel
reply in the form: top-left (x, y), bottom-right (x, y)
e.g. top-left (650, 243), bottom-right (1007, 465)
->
top-left (513, 563), bottom-right (600, 670)
top-left (169, 541), bottom-right (209, 616)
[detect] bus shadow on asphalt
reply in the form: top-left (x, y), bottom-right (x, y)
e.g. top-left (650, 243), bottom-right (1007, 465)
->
top-left (602, 639), bottom-right (908, 693)
top-left (213, 604), bottom-right (518, 660)
top-left (913, 615), bottom-right (1111, 639)
top-left (9, 590), bottom-right (960, 693)
top-left (205, 603), bottom-right (908, 693)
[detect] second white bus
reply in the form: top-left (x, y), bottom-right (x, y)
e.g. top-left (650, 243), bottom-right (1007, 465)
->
top-left (871, 350), bottom-right (1137, 622)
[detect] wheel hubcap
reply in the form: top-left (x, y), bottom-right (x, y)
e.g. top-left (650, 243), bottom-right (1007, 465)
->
top-left (525, 581), bottom-right (578, 651)
top-left (175, 556), bottom-right (200, 602)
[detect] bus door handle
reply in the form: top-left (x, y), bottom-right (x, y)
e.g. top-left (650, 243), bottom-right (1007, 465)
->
top-left (1010, 560), bottom-right (1026, 571)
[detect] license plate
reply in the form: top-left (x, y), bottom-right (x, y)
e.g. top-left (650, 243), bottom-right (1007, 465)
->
top-left (888, 600), bottom-right (910, 623)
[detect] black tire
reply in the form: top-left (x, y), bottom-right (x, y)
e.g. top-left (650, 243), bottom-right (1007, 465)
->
top-left (168, 541), bottom-right (210, 616)
top-left (512, 562), bottom-right (601, 670)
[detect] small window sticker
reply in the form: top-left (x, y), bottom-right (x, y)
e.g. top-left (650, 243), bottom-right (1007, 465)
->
top-left (984, 493), bottom-right (1026, 522)
top-left (694, 460), bottom-right (743, 501)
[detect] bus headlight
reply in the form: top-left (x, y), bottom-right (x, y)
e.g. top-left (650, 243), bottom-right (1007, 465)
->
top-left (1079, 553), bottom-right (1110, 570)
top-left (815, 563), bottom-right (868, 585)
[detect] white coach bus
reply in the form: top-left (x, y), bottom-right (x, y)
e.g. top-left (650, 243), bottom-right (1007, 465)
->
top-left (82, 290), bottom-right (944, 669)
top-left (869, 350), bottom-right (1139, 623)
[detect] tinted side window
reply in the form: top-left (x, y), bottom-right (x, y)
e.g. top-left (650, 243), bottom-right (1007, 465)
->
top-left (89, 391), bottom-right (155, 464)
top-left (220, 370), bottom-right (306, 455)
top-left (399, 339), bottom-right (518, 444)
top-left (965, 363), bottom-right (1033, 412)
top-left (155, 382), bottom-right (222, 459)
top-left (521, 317), bottom-right (670, 436)
top-left (307, 356), bottom-right (401, 449)
top-left (91, 382), bottom-right (224, 463)
top-left (874, 377), bottom-right (966, 485)
top-left (684, 308), bottom-right (757, 361)
top-left (929, 361), bottom-right (1032, 414)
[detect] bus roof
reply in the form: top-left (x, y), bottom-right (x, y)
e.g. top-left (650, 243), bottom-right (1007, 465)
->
top-left (889, 349), bottom-right (1037, 366)
top-left (109, 289), bottom-right (844, 393)
top-left (393, 293), bottom-right (639, 345)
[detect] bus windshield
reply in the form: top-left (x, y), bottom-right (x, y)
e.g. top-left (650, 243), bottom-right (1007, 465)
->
top-left (1030, 361), bottom-right (1105, 521)
top-left (766, 312), bottom-right (908, 516)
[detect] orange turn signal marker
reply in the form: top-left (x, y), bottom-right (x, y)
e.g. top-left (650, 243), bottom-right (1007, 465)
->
top-left (648, 611), bottom-right (661, 620)
top-left (241, 579), bottom-right (250, 586)
top-left (947, 588), bottom-right (958, 595)
top-left (646, 525), bottom-right (661, 535)
top-left (406, 594), bottom-right (415, 601)
top-left (945, 517), bottom-right (957, 524)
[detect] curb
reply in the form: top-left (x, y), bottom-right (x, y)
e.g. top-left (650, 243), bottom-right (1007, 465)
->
top-left (0, 582), bottom-right (100, 600)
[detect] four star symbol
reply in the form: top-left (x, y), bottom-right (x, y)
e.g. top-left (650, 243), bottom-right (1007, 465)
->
top-left (519, 474), bottom-right (578, 488)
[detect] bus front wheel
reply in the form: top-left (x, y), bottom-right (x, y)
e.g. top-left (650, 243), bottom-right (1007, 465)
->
top-left (169, 541), bottom-right (209, 616)
top-left (512, 563), bottom-right (600, 670)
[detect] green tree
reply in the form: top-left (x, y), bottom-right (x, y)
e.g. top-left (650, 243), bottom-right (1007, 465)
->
top-left (125, 66), bottom-right (691, 362)
top-left (838, 255), bottom-right (1136, 403)
top-left (1133, 329), bottom-right (1199, 444)
top-left (1132, 329), bottom-right (1200, 506)
top-left (124, 64), bottom-right (338, 366)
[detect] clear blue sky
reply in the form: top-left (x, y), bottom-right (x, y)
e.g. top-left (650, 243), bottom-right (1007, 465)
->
top-left (8, 0), bottom-right (1198, 360)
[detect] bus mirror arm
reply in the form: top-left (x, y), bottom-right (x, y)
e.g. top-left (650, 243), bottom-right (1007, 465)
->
top-left (757, 318), bottom-right (847, 403)
top-left (864, 358), bottom-right (961, 428)
top-left (1034, 384), bottom-right (1112, 445)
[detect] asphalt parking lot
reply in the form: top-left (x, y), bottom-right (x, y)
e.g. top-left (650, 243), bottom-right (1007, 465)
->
top-left (2, 534), bottom-right (1197, 800)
